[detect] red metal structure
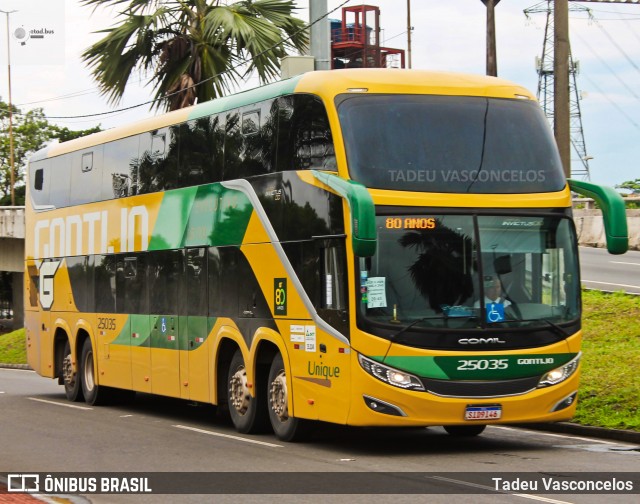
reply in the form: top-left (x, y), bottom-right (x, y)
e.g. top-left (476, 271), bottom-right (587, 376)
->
top-left (331, 5), bottom-right (405, 69)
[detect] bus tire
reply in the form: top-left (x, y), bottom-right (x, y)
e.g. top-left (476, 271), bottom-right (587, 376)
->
top-left (443, 425), bottom-right (486, 437)
top-left (227, 349), bottom-right (268, 434)
top-left (62, 340), bottom-right (84, 403)
top-left (80, 338), bottom-right (110, 406)
top-left (267, 353), bottom-right (311, 442)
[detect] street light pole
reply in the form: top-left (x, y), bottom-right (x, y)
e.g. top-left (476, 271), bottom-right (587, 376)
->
top-left (407, 0), bottom-right (412, 69)
top-left (1, 9), bottom-right (17, 206)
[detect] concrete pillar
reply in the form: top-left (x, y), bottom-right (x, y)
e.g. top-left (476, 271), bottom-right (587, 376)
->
top-left (11, 272), bottom-right (23, 329)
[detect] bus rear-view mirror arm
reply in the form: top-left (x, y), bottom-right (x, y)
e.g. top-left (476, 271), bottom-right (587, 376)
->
top-left (568, 179), bottom-right (628, 255)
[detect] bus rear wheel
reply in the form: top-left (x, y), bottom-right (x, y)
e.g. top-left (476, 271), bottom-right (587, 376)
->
top-left (62, 340), bottom-right (84, 402)
top-left (80, 338), bottom-right (110, 406)
top-left (443, 425), bottom-right (486, 437)
top-left (268, 353), bottom-right (310, 442)
top-left (227, 349), bottom-right (268, 434)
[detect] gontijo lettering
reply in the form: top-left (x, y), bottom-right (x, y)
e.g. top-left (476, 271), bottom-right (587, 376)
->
top-left (34, 205), bottom-right (149, 258)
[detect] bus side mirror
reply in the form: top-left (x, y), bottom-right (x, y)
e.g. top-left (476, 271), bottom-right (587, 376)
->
top-left (568, 179), bottom-right (628, 255)
top-left (312, 170), bottom-right (377, 257)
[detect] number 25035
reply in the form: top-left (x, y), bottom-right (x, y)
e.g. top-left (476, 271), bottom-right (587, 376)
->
top-left (457, 359), bottom-right (508, 371)
top-left (97, 317), bottom-right (116, 331)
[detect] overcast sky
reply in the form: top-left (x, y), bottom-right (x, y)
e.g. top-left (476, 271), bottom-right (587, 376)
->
top-left (1, 0), bottom-right (638, 187)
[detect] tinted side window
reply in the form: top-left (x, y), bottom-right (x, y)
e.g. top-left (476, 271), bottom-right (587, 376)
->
top-left (95, 255), bottom-right (116, 313)
top-left (116, 254), bottom-right (148, 314)
top-left (183, 248), bottom-right (208, 316)
top-left (49, 155), bottom-right (71, 208)
top-left (102, 135), bottom-right (140, 200)
top-left (239, 100), bottom-right (278, 178)
top-left (135, 126), bottom-right (179, 194)
top-left (179, 116), bottom-right (224, 186)
top-left (276, 95), bottom-right (336, 172)
top-left (208, 247), bottom-right (222, 317)
top-left (29, 160), bottom-right (51, 208)
top-left (223, 110), bottom-right (241, 180)
top-left (66, 256), bottom-right (94, 313)
top-left (70, 146), bottom-right (104, 206)
top-left (148, 250), bottom-right (182, 314)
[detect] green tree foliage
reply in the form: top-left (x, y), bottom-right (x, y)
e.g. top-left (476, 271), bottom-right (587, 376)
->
top-left (0, 100), bottom-right (51, 205)
top-left (81, 0), bottom-right (308, 111)
top-left (0, 98), bottom-right (102, 205)
top-left (616, 179), bottom-right (640, 209)
top-left (616, 179), bottom-right (640, 195)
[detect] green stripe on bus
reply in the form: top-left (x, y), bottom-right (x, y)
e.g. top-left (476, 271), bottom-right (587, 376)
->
top-left (377, 353), bottom-right (578, 380)
top-left (110, 315), bottom-right (216, 351)
top-left (149, 183), bottom-right (252, 250)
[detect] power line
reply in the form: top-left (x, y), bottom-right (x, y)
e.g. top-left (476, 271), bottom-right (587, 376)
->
top-left (581, 73), bottom-right (640, 131)
top-left (593, 17), bottom-right (640, 77)
top-left (2, 0), bottom-right (353, 120)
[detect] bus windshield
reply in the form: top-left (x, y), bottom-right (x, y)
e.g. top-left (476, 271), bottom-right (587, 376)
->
top-left (337, 94), bottom-right (565, 194)
top-left (358, 215), bottom-right (580, 333)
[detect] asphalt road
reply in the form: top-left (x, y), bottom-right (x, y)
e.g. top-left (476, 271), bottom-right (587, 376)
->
top-left (579, 246), bottom-right (640, 295)
top-left (1, 369), bottom-right (639, 504)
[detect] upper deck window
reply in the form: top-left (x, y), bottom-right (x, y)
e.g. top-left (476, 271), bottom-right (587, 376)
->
top-left (337, 94), bottom-right (565, 194)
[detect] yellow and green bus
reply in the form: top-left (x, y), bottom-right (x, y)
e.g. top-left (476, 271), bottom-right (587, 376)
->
top-left (25, 69), bottom-right (627, 441)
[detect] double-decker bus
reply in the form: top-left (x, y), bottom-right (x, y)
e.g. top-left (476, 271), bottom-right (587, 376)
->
top-left (25, 69), bottom-right (627, 441)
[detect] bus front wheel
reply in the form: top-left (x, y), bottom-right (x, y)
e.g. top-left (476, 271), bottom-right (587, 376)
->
top-left (267, 353), bottom-right (310, 442)
top-left (227, 349), bottom-right (268, 434)
top-left (62, 340), bottom-right (84, 403)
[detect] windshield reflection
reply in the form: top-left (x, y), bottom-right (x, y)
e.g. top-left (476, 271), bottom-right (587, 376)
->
top-left (358, 215), bottom-right (579, 334)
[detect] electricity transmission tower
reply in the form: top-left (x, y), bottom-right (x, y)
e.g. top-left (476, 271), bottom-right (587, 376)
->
top-left (525, 1), bottom-right (592, 180)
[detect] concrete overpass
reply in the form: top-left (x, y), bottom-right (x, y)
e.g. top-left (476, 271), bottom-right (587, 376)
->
top-left (0, 207), bottom-right (25, 329)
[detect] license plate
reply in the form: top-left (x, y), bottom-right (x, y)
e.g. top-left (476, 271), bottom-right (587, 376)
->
top-left (465, 405), bottom-right (502, 421)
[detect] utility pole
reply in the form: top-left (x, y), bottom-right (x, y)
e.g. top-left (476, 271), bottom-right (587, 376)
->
top-left (407, 0), bottom-right (412, 69)
top-left (309, 0), bottom-right (330, 71)
top-left (1, 9), bottom-right (17, 205)
top-left (481, 0), bottom-right (500, 77)
top-left (554, 0), bottom-right (571, 178)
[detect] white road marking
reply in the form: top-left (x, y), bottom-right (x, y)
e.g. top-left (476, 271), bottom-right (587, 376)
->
top-left (492, 426), bottom-right (629, 446)
top-left (581, 279), bottom-right (640, 290)
top-left (28, 397), bottom-right (93, 410)
top-left (0, 391), bottom-right (5, 394)
top-left (431, 476), bottom-right (573, 503)
top-left (610, 261), bottom-right (640, 267)
top-left (173, 424), bottom-right (283, 448)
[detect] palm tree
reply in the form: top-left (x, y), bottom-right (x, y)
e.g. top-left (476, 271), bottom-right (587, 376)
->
top-left (81, 0), bottom-right (308, 111)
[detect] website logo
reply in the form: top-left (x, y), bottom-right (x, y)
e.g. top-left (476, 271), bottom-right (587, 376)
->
top-left (7, 474), bottom-right (40, 493)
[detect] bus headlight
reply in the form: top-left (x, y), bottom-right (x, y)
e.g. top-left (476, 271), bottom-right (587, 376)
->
top-left (538, 353), bottom-right (581, 388)
top-left (358, 354), bottom-right (425, 391)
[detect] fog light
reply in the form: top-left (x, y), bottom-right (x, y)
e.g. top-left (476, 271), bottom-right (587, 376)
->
top-left (551, 392), bottom-right (578, 412)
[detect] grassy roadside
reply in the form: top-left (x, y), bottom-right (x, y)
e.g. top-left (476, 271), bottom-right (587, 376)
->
top-left (574, 290), bottom-right (640, 431)
top-left (0, 328), bottom-right (26, 364)
top-left (0, 290), bottom-right (638, 431)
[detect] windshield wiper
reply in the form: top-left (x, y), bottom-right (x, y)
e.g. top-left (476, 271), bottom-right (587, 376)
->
top-left (389, 314), bottom-right (478, 342)
top-left (501, 317), bottom-right (570, 337)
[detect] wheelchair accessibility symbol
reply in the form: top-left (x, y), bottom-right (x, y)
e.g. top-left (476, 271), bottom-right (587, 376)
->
top-left (486, 303), bottom-right (505, 323)
top-left (160, 317), bottom-right (167, 334)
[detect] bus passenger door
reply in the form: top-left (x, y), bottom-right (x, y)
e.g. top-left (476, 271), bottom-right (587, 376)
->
top-left (149, 250), bottom-right (181, 398)
top-left (94, 255), bottom-right (133, 390)
top-left (180, 248), bottom-right (210, 403)
top-left (121, 255), bottom-right (150, 393)
top-left (150, 315), bottom-right (180, 397)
